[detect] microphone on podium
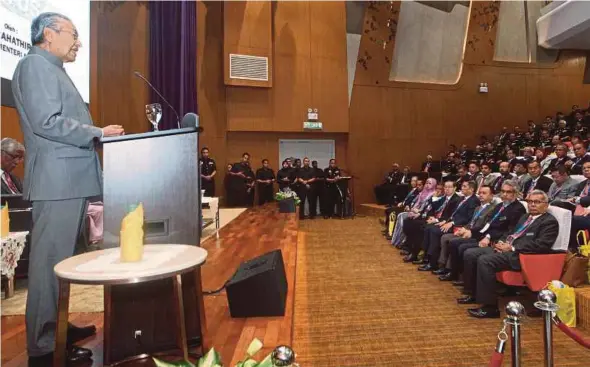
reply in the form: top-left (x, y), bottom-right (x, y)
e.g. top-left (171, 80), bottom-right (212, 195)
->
top-left (133, 71), bottom-right (180, 129)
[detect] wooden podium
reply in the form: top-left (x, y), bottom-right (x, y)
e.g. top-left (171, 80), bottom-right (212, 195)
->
top-left (100, 127), bottom-right (205, 364)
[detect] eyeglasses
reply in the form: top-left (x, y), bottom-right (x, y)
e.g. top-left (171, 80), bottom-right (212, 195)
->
top-left (1, 150), bottom-right (23, 160)
top-left (526, 199), bottom-right (547, 205)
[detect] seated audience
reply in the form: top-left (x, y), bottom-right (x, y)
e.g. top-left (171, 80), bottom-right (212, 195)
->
top-left (459, 190), bottom-right (558, 319)
top-left (390, 178), bottom-right (434, 246)
top-left (476, 163), bottom-right (496, 191)
top-left (567, 143), bottom-right (590, 175)
top-left (374, 163), bottom-right (402, 205)
top-left (544, 143), bottom-right (571, 174)
top-left (1, 138), bottom-right (24, 195)
top-left (384, 176), bottom-right (418, 236)
top-left (418, 181), bottom-right (479, 272)
top-left (522, 160), bottom-right (553, 196)
top-left (548, 165), bottom-right (578, 202)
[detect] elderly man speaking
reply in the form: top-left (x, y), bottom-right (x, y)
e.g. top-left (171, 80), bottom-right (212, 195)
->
top-left (11, 12), bottom-right (124, 365)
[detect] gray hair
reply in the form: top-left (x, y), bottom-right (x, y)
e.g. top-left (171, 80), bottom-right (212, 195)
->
top-left (31, 12), bottom-right (71, 45)
top-left (1, 138), bottom-right (24, 153)
top-left (501, 180), bottom-right (521, 197)
top-left (527, 189), bottom-right (549, 203)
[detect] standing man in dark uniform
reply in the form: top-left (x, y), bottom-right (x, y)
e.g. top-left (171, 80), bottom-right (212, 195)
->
top-left (311, 160), bottom-right (325, 216)
top-left (324, 159), bottom-right (342, 218)
top-left (199, 147), bottom-right (217, 197)
top-left (277, 160), bottom-right (294, 191)
top-left (244, 161), bottom-right (256, 207)
top-left (256, 159), bottom-right (275, 205)
top-left (297, 157), bottom-right (317, 219)
top-left (227, 153), bottom-right (251, 207)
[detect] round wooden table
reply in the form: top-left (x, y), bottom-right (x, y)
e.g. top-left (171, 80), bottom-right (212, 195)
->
top-left (53, 244), bottom-right (208, 367)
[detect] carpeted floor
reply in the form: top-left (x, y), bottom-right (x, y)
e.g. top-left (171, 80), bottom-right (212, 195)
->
top-left (292, 217), bottom-right (590, 366)
top-left (1, 208), bottom-right (246, 316)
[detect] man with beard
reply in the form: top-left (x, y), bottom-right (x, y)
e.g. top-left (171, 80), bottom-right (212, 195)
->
top-left (491, 162), bottom-right (514, 194)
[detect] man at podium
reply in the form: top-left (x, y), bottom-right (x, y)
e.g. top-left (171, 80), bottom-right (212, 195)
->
top-left (11, 12), bottom-right (124, 366)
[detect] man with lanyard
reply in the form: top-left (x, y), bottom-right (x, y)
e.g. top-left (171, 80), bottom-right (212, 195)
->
top-left (324, 159), bottom-right (341, 218)
top-left (403, 180), bottom-right (461, 263)
top-left (461, 190), bottom-right (558, 318)
top-left (418, 181), bottom-right (479, 272)
top-left (445, 181), bottom-right (526, 284)
top-left (255, 159), bottom-right (275, 205)
top-left (199, 147), bottom-right (217, 197)
top-left (522, 160), bottom-right (553, 197)
top-left (436, 185), bottom-right (497, 279)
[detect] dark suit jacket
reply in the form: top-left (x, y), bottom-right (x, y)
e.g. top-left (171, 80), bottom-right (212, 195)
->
top-left (569, 155), bottom-right (590, 175)
top-left (574, 179), bottom-right (589, 208)
top-left (466, 203), bottom-right (497, 230)
top-left (449, 195), bottom-right (480, 226)
top-left (421, 161), bottom-right (441, 172)
top-left (403, 189), bottom-right (418, 207)
top-left (522, 175), bottom-right (554, 196)
top-left (501, 212), bottom-right (559, 254)
top-left (1, 171), bottom-right (23, 195)
top-left (544, 156), bottom-right (572, 175)
top-left (473, 200), bottom-right (526, 241)
top-left (385, 171), bottom-right (403, 185)
top-left (437, 194), bottom-right (462, 222)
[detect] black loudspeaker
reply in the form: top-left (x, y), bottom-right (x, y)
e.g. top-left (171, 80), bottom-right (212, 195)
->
top-left (226, 249), bottom-right (288, 318)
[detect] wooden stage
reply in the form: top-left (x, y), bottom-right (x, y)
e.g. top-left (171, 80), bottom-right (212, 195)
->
top-left (1, 205), bottom-right (299, 366)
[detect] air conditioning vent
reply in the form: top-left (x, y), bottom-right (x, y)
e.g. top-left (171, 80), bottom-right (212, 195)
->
top-left (229, 54), bottom-right (269, 81)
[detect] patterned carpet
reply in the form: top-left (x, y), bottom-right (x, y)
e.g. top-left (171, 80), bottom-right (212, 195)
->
top-left (1, 208), bottom-right (246, 316)
top-left (292, 217), bottom-right (590, 366)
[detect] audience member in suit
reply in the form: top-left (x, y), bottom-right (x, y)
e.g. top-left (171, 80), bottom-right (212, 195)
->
top-left (421, 155), bottom-right (440, 173)
top-left (475, 163), bottom-right (496, 192)
top-left (491, 162), bottom-right (514, 194)
top-left (548, 165), bottom-right (579, 202)
top-left (543, 144), bottom-right (572, 175)
top-left (459, 190), bottom-right (558, 318)
top-left (384, 176), bottom-right (419, 234)
top-left (454, 165), bottom-right (470, 187)
top-left (393, 166), bottom-right (413, 204)
top-left (255, 159), bottom-right (275, 205)
top-left (390, 179), bottom-right (435, 245)
top-left (435, 185), bottom-right (497, 277)
top-left (567, 143), bottom-right (590, 175)
top-left (521, 160), bottom-right (553, 197)
top-left (567, 162), bottom-right (590, 249)
top-left (419, 181), bottom-right (480, 271)
top-left (513, 160), bottom-right (530, 192)
top-left (444, 181), bottom-right (526, 283)
top-left (403, 181), bottom-right (461, 263)
top-left (466, 162), bottom-right (482, 183)
top-left (374, 163), bottom-right (403, 205)
top-left (1, 138), bottom-right (25, 195)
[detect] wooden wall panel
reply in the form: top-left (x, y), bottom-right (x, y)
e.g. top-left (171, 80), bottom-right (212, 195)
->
top-left (0, 106), bottom-right (25, 178)
top-left (226, 1), bottom-right (349, 133)
top-left (223, 1), bottom-right (273, 88)
top-left (348, 1), bottom-right (590, 205)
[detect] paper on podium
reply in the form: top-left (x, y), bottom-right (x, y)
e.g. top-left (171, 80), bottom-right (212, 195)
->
top-left (120, 203), bottom-right (144, 262)
top-left (1, 204), bottom-right (9, 238)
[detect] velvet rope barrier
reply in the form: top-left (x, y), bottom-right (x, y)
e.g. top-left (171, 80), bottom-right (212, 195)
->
top-left (488, 324), bottom-right (507, 367)
top-left (554, 318), bottom-right (590, 349)
top-left (488, 351), bottom-right (504, 367)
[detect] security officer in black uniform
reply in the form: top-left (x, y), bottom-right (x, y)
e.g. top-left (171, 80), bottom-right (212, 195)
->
top-left (296, 157), bottom-right (317, 219)
top-left (199, 147), bottom-right (217, 197)
top-left (311, 160), bottom-right (325, 216)
top-left (244, 161), bottom-right (256, 207)
top-left (227, 153), bottom-right (250, 207)
top-left (324, 159), bottom-right (341, 218)
top-left (256, 159), bottom-right (276, 205)
top-left (277, 160), bottom-right (294, 191)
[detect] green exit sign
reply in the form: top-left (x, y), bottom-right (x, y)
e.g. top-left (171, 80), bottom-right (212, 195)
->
top-left (303, 121), bottom-right (323, 130)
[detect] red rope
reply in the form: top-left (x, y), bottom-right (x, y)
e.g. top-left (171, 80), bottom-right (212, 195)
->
top-left (554, 319), bottom-right (590, 349)
top-left (488, 351), bottom-right (504, 367)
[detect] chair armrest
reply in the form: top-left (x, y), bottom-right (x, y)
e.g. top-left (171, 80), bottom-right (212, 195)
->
top-left (519, 253), bottom-right (567, 291)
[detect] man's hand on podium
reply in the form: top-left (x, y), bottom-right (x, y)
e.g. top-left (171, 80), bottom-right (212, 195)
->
top-left (102, 125), bottom-right (125, 137)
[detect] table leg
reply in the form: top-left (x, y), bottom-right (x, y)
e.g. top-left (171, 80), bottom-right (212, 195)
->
top-left (5, 276), bottom-right (15, 298)
top-left (54, 279), bottom-right (70, 367)
top-left (172, 274), bottom-right (189, 361)
top-left (193, 268), bottom-right (208, 353)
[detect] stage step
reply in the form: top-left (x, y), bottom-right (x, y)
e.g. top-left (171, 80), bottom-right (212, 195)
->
top-left (358, 203), bottom-right (387, 217)
top-left (575, 285), bottom-right (590, 330)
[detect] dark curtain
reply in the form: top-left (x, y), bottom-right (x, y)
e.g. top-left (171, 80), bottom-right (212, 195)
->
top-left (149, 1), bottom-right (197, 130)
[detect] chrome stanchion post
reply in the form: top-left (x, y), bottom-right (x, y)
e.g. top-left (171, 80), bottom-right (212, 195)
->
top-left (505, 301), bottom-right (526, 367)
top-left (535, 289), bottom-right (559, 367)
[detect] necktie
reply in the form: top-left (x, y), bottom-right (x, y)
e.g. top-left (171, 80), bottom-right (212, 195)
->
top-left (435, 198), bottom-right (450, 219)
top-left (469, 204), bottom-right (487, 227)
top-left (527, 179), bottom-right (538, 196)
top-left (3, 173), bottom-right (19, 194)
top-left (450, 197), bottom-right (468, 218)
top-left (582, 182), bottom-right (589, 198)
top-left (507, 216), bottom-right (534, 245)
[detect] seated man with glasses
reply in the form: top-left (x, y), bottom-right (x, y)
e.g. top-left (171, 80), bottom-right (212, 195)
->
top-left (1, 138), bottom-right (25, 194)
top-left (459, 190), bottom-right (558, 318)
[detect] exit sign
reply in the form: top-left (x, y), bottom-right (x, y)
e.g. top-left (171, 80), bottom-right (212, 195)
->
top-left (303, 121), bottom-right (323, 130)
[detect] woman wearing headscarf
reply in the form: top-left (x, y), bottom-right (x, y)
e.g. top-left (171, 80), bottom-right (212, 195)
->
top-left (391, 178), bottom-right (437, 247)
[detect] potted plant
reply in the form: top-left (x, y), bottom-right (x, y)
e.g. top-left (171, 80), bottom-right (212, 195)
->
top-left (275, 188), bottom-right (300, 213)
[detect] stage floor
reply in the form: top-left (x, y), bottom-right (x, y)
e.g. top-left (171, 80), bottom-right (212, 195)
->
top-left (0, 205), bottom-right (298, 366)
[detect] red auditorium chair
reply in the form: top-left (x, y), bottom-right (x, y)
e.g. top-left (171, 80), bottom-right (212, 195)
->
top-left (496, 205), bottom-right (570, 292)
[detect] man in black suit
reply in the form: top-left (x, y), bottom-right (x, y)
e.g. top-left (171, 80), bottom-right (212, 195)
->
top-left (567, 143), bottom-right (590, 175)
top-left (421, 155), bottom-right (440, 173)
top-left (568, 162), bottom-right (590, 249)
top-left (1, 138), bottom-right (25, 195)
top-left (374, 163), bottom-right (402, 205)
top-left (419, 181), bottom-right (479, 271)
top-left (461, 190), bottom-right (559, 318)
top-left (522, 160), bottom-right (553, 197)
top-left (543, 144), bottom-right (571, 175)
top-left (491, 162), bottom-right (514, 194)
top-left (443, 181), bottom-right (526, 282)
top-left (403, 181), bottom-right (461, 263)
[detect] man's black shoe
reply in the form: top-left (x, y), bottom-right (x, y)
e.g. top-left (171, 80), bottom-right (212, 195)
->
top-left (28, 346), bottom-right (93, 366)
top-left (468, 306), bottom-right (501, 319)
top-left (68, 324), bottom-right (96, 345)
